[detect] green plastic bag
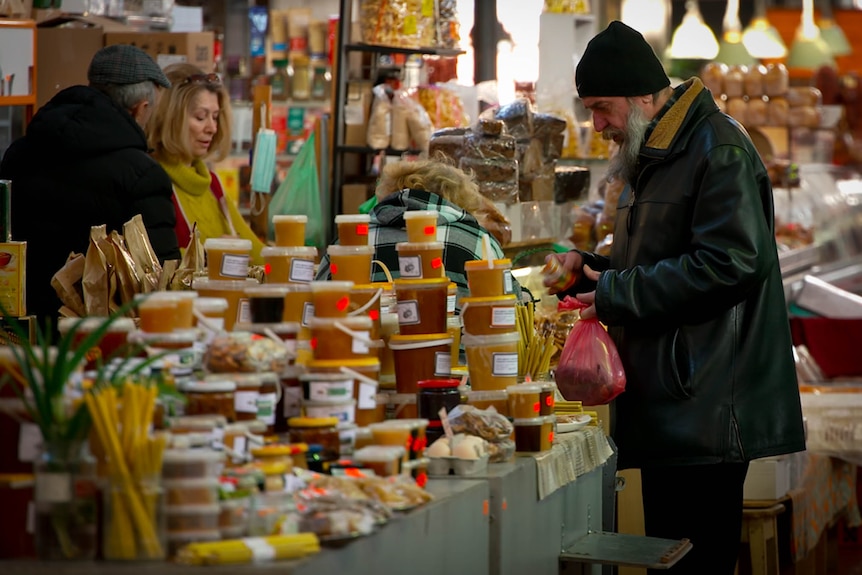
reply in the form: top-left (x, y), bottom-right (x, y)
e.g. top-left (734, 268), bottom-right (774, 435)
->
top-left (358, 195), bottom-right (378, 214)
top-left (268, 133), bottom-right (324, 250)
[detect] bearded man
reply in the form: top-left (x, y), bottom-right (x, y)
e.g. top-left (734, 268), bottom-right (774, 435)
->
top-left (546, 21), bottom-right (805, 574)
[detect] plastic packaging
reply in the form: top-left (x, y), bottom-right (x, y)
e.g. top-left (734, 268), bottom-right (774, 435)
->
top-left (205, 332), bottom-right (291, 373)
top-left (162, 449), bottom-right (225, 480)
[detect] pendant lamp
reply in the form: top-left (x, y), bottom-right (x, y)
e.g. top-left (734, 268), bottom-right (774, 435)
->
top-left (818, 0), bottom-right (851, 58)
top-left (715, 0), bottom-right (756, 66)
top-left (787, 0), bottom-right (836, 70)
top-left (669, 0), bottom-right (719, 60)
top-left (741, 0), bottom-right (788, 59)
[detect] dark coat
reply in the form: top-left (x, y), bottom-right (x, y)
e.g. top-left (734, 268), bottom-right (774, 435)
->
top-left (562, 78), bottom-right (805, 469)
top-left (0, 85), bottom-right (180, 324)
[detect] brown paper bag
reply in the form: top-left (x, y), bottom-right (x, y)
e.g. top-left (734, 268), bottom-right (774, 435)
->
top-left (123, 215), bottom-right (162, 294)
top-left (82, 235), bottom-right (110, 316)
top-left (51, 252), bottom-right (87, 318)
top-left (170, 224), bottom-right (204, 291)
top-left (109, 231), bottom-right (141, 313)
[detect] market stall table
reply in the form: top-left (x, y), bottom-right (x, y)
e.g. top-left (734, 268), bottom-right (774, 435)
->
top-left (1, 478), bottom-right (490, 575)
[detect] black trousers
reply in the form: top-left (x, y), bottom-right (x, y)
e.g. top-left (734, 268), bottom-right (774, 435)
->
top-left (640, 462), bottom-right (749, 575)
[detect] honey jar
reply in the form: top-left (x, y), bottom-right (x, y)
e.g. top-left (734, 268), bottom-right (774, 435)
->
top-left (310, 280), bottom-right (354, 318)
top-left (182, 380), bottom-right (237, 422)
top-left (507, 383), bottom-right (542, 419)
top-left (393, 278), bottom-right (449, 336)
top-left (192, 278), bottom-right (257, 332)
top-left (262, 246), bottom-right (317, 284)
top-left (272, 215), bottom-right (307, 247)
top-left (205, 238), bottom-right (252, 281)
top-left (335, 214), bottom-right (371, 246)
top-left (389, 333), bottom-right (453, 394)
top-left (309, 315), bottom-right (375, 361)
top-left (403, 210), bottom-right (439, 243)
top-left (327, 245), bottom-right (375, 284)
top-left (459, 295), bottom-right (518, 337)
top-left (465, 258), bottom-right (515, 297)
top-left (395, 242), bottom-right (445, 279)
top-left (288, 416), bottom-right (340, 460)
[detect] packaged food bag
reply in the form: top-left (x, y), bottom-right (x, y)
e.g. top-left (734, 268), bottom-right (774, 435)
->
top-left (554, 297), bottom-right (625, 405)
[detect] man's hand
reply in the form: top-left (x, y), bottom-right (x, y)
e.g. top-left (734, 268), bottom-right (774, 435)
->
top-left (575, 266), bottom-right (601, 319)
top-left (543, 250), bottom-right (585, 295)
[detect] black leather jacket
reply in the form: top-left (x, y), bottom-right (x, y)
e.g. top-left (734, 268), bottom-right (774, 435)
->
top-left (562, 78), bottom-right (805, 469)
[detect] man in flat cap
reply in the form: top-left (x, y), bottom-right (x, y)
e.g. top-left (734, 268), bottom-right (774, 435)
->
top-left (1, 45), bottom-right (181, 326)
top-left (547, 21), bottom-right (804, 573)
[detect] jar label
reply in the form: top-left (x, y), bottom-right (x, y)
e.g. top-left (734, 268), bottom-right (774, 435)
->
top-left (503, 270), bottom-right (514, 294)
top-left (492, 352), bottom-right (518, 376)
top-left (35, 472), bottom-right (72, 504)
top-left (447, 294), bottom-right (456, 314)
top-left (491, 306), bottom-right (516, 327)
top-left (221, 254), bottom-right (250, 278)
top-left (309, 379), bottom-right (352, 400)
top-left (283, 386), bottom-right (302, 418)
top-left (230, 435), bottom-right (247, 464)
top-left (301, 302), bottom-right (314, 327)
top-left (398, 256), bottom-right (422, 278)
top-left (289, 259), bottom-right (315, 283)
top-left (352, 330), bottom-right (371, 354)
top-left (257, 393), bottom-right (277, 425)
top-left (397, 300), bottom-right (421, 325)
top-left (434, 351), bottom-right (452, 376)
top-left (237, 298), bottom-right (251, 324)
top-left (236, 390), bottom-right (259, 413)
top-left (358, 382), bottom-right (377, 409)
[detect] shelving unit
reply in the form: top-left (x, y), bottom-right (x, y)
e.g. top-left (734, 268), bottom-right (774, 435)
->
top-left (0, 19), bottom-right (37, 125)
top-left (329, 0), bottom-right (463, 240)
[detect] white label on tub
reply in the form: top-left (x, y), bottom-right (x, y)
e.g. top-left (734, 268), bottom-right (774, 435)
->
top-left (283, 386), bottom-right (302, 418)
top-left (492, 352), bottom-right (518, 376)
top-left (491, 307), bottom-right (516, 327)
top-left (358, 382), bottom-right (377, 409)
top-left (231, 435), bottom-right (247, 464)
top-left (398, 256), bottom-right (422, 278)
top-left (352, 330), bottom-right (371, 354)
top-left (235, 391), bottom-right (259, 413)
top-left (257, 393), bottom-right (277, 425)
top-left (435, 351), bottom-right (452, 376)
top-left (18, 422), bottom-right (41, 463)
top-left (301, 302), bottom-right (314, 327)
top-left (35, 472), bottom-right (72, 504)
top-left (220, 254), bottom-right (250, 278)
top-left (289, 259), bottom-right (315, 283)
top-left (243, 538), bottom-right (277, 563)
top-left (503, 270), bottom-right (514, 294)
top-left (397, 300), bottom-right (421, 325)
top-left (237, 298), bottom-right (252, 324)
top-left (447, 294), bottom-right (456, 313)
top-left (306, 402), bottom-right (355, 424)
top-left (309, 379), bottom-right (353, 400)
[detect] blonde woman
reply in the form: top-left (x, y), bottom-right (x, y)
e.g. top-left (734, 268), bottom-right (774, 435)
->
top-left (316, 158), bottom-right (519, 305)
top-left (148, 63), bottom-right (264, 262)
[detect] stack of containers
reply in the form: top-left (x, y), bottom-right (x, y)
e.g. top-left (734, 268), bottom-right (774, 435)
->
top-left (193, 238), bottom-right (259, 331)
top-left (388, 210), bottom-right (454, 443)
top-left (263, 215), bottom-right (317, 365)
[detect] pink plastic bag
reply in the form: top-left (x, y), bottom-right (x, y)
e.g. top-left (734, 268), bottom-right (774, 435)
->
top-left (555, 298), bottom-right (626, 405)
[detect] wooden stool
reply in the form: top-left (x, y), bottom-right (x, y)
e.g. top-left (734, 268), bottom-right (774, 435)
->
top-left (738, 502), bottom-right (785, 575)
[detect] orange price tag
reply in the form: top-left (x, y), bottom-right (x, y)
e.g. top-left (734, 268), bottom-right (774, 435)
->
top-left (545, 396), bottom-right (554, 407)
top-left (482, 499), bottom-right (489, 516)
top-left (548, 432), bottom-right (554, 444)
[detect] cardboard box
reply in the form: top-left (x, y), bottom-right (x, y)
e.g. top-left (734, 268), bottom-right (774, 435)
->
top-left (0, 242), bottom-right (26, 318)
top-left (36, 15), bottom-right (131, 109)
top-left (104, 31), bottom-right (214, 71)
top-left (344, 81), bottom-right (372, 147)
top-left (341, 183), bottom-right (371, 215)
top-left (743, 456), bottom-right (791, 501)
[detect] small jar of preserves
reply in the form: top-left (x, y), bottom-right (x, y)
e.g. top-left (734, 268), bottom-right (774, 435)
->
top-left (287, 417), bottom-right (340, 461)
top-left (417, 379), bottom-right (461, 421)
top-left (182, 381), bottom-right (237, 422)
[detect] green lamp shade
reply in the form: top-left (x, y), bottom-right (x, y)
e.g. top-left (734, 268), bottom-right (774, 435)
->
top-left (787, 36), bottom-right (836, 69)
top-left (715, 40), bottom-right (757, 66)
top-left (819, 21), bottom-right (852, 57)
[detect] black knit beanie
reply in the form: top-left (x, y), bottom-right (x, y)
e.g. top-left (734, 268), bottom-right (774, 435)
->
top-left (575, 21), bottom-right (670, 98)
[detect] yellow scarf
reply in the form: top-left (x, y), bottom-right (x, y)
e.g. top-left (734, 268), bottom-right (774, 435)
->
top-left (161, 159), bottom-right (265, 264)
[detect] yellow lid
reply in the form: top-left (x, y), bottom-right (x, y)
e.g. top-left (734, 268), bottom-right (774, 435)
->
top-left (460, 295), bottom-right (518, 305)
top-left (393, 277), bottom-right (450, 287)
top-left (257, 462), bottom-right (289, 475)
top-left (287, 416), bottom-right (339, 428)
top-left (389, 332), bottom-right (451, 342)
top-left (464, 258), bottom-right (512, 270)
top-left (250, 445), bottom-right (293, 457)
top-left (307, 358), bottom-right (381, 369)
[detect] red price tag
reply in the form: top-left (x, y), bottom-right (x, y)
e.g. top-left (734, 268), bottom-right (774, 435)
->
top-left (264, 263), bottom-right (272, 275)
top-left (337, 296), bottom-right (350, 311)
top-left (310, 337), bottom-right (318, 349)
top-left (369, 309), bottom-right (380, 321)
top-left (416, 472), bottom-right (428, 488)
top-left (424, 225), bottom-right (436, 236)
top-left (356, 223), bottom-right (369, 236)
top-left (545, 396), bottom-right (554, 407)
top-left (431, 257), bottom-right (443, 269)
top-left (330, 263), bottom-right (339, 275)
top-left (548, 432), bottom-right (555, 444)
top-left (533, 401), bottom-right (540, 413)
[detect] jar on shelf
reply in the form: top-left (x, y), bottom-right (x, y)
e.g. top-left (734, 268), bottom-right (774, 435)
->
top-left (182, 381), bottom-right (237, 422)
top-left (292, 55), bottom-right (311, 101)
top-left (417, 379), bottom-right (461, 422)
top-left (310, 63), bottom-right (331, 101)
top-left (271, 59), bottom-right (291, 101)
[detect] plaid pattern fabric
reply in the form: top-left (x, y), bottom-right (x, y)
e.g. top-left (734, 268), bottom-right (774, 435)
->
top-left (88, 45), bottom-right (171, 88)
top-left (316, 188), bottom-right (514, 308)
top-left (643, 82), bottom-right (685, 145)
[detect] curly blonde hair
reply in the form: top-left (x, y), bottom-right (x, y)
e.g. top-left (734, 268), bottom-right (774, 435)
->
top-left (376, 159), bottom-right (512, 245)
top-left (147, 63), bottom-right (232, 164)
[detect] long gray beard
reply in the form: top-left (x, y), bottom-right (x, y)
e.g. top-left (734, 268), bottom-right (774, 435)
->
top-left (604, 104), bottom-right (651, 185)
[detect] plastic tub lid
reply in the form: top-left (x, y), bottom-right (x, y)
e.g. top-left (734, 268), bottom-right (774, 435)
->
top-left (161, 477), bottom-right (221, 489)
top-left (129, 328), bottom-right (199, 344)
top-left (257, 462), bottom-right (289, 475)
top-left (220, 525), bottom-right (247, 539)
top-left (327, 245), bottom-right (375, 256)
top-left (193, 297), bottom-right (229, 312)
top-left (403, 210), bottom-right (438, 220)
top-left (459, 295), bottom-right (518, 305)
top-left (165, 504), bottom-right (222, 516)
top-left (388, 333), bottom-right (453, 349)
top-left (464, 258), bottom-right (512, 270)
top-left (272, 214), bottom-right (307, 223)
top-left (303, 398), bottom-right (356, 407)
top-left (387, 393), bottom-right (417, 404)
top-left (269, 283), bottom-right (313, 293)
top-left (299, 372), bottom-right (357, 382)
top-left (166, 529), bottom-right (221, 543)
top-left (466, 389), bottom-right (507, 399)
top-left (244, 285), bottom-right (295, 297)
top-left (181, 380), bottom-right (236, 393)
top-left (461, 332), bottom-right (521, 346)
top-left (261, 246), bottom-right (318, 258)
top-left (308, 315), bottom-right (373, 329)
top-left (204, 238), bottom-right (252, 250)
top-left (507, 383), bottom-right (542, 394)
top-left (162, 449), bottom-right (226, 464)
top-left (393, 277), bottom-right (450, 288)
top-left (353, 445), bottom-right (406, 462)
top-left (402, 456), bottom-right (431, 470)
top-left (418, 379), bottom-right (461, 389)
top-left (310, 280), bottom-right (354, 292)
top-left (287, 416), bottom-right (340, 428)
top-left (335, 214), bottom-right (371, 223)
top-left (206, 373), bottom-right (261, 388)
top-left (234, 321), bottom-right (301, 335)
top-left (250, 444), bottom-right (294, 457)
top-left (370, 418), bottom-right (429, 430)
top-left (57, 316), bottom-right (136, 334)
top-left (512, 416), bottom-right (555, 426)
top-left (167, 415), bottom-right (228, 429)
top-left (307, 358), bottom-right (381, 369)
top-left (192, 278), bottom-right (258, 291)
top-left (537, 381), bottom-right (556, 391)
top-left (395, 241), bottom-right (444, 252)
top-left (135, 292), bottom-right (180, 303)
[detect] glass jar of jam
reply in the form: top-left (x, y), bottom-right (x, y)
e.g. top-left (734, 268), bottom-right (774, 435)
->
top-left (417, 379), bottom-right (461, 421)
top-left (287, 416), bottom-right (340, 461)
top-left (182, 381), bottom-right (237, 422)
